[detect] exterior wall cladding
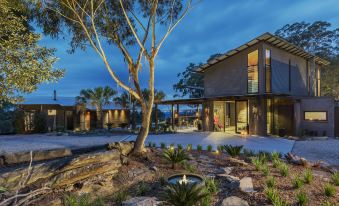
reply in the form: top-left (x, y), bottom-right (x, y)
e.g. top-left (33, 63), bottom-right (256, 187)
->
top-left (203, 42), bottom-right (335, 137)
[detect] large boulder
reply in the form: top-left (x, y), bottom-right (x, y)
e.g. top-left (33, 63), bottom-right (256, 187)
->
top-left (239, 177), bottom-right (255, 193)
top-left (107, 141), bottom-right (134, 156)
top-left (2, 148), bottom-right (72, 165)
top-left (122, 197), bottom-right (157, 206)
top-left (222, 196), bottom-right (249, 206)
top-left (0, 150), bottom-right (121, 192)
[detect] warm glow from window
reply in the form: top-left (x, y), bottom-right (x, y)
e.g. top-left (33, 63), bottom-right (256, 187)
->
top-left (248, 50), bottom-right (259, 93)
top-left (304, 112), bottom-right (327, 121)
top-left (48, 110), bottom-right (56, 116)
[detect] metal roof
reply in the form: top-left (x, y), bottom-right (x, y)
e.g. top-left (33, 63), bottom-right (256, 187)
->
top-left (196, 32), bottom-right (330, 73)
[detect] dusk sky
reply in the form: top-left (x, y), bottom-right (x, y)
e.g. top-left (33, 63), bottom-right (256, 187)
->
top-left (28, 0), bottom-right (339, 100)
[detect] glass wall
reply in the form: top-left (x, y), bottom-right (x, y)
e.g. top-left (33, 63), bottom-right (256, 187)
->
top-left (248, 50), bottom-right (259, 93)
top-left (213, 101), bottom-right (225, 131)
top-left (236, 101), bottom-right (248, 134)
top-left (265, 49), bottom-right (271, 93)
top-left (266, 98), bottom-right (272, 134)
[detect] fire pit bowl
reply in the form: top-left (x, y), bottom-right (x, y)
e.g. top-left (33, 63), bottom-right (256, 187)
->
top-left (167, 173), bottom-right (204, 185)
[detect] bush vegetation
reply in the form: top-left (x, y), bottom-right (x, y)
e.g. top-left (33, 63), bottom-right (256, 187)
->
top-left (207, 145), bottom-right (213, 152)
top-left (177, 144), bottom-right (183, 150)
top-left (197, 144), bottom-right (202, 152)
top-left (278, 163), bottom-right (289, 177)
top-left (163, 148), bottom-right (190, 169)
top-left (136, 181), bottom-right (150, 196)
top-left (331, 172), bottom-right (339, 186)
top-left (303, 169), bottom-right (313, 184)
top-left (296, 191), bottom-right (308, 206)
top-left (265, 187), bottom-right (287, 206)
top-left (261, 164), bottom-right (270, 176)
top-left (186, 144), bottom-right (192, 151)
top-left (324, 183), bottom-right (335, 197)
top-left (223, 145), bottom-right (243, 157)
top-left (113, 190), bottom-right (129, 205)
top-left (266, 176), bottom-right (276, 188)
top-left (293, 175), bottom-right (304, 189)
top-left (160, 142), bottom-right (166, 149)
top-left (63, 193), bottom-right (104, 206)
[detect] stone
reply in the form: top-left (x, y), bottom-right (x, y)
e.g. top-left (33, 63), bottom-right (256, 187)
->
top-left (221, 196), bottom-right (249, 206)
top-left (217, 174), bottom-right (240, 189)
top-left (3, 148), bottom-right (72, 165)
top-left (122, 196), bottom-right (157, 206)
top-left (107, 141), bottom-right (134, 156)
top-left (227, 157), bottom-right (248, 166)
top-left (239, 177), bottom-right (255, 193)
top-left (215, 167), bottom-right (233, 175)
top-left (150, 166), bottom-right (158, 172)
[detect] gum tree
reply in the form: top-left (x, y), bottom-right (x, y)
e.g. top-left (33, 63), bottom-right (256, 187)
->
top-left (33, 0), bottom-right (194, 154)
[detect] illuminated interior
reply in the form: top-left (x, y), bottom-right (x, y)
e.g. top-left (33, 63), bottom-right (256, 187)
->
top-left (304, 111), bottom-right (327, 121)
top-left (247, 50), bottom-right (259, 93)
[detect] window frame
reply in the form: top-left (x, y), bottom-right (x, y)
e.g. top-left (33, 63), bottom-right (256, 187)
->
top-left (265, 49), bottom-right (272, 93)
top-left (303, 111), bottom-right (328, 122)
top-left (247, 50), bottom-right (259, 94)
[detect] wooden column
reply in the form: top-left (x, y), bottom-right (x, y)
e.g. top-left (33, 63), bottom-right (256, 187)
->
top-left (177, 104), bottom-right (180, 128)
top-left (155, 104), bottom-right (158, 134)
top-left (171, 104), bottom-right (174, 130)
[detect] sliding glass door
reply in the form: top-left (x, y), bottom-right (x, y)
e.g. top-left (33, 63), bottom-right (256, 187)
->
top-left (236, 101), bottom-right (248, 134)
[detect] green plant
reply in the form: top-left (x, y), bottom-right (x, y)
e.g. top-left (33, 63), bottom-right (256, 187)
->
top-left (160, 182), bottom-right (209, 206)
top-left (152, 142), bottom-right (156, 148)
top-left (63, 193), bottom-right (103, 206)
top-left (207, 144), bottom-right (213, 152)
top-left (197, 144), bottom-right (202, 152)
top-left (186, 144), bottom-right (192, 151)
top-left (182, 161), bottom-right (197, 173)
top-left (293, 175), bottom-right (304, 189)
top-left (148, 142), bottom-right (153, 147)
top-left (296, 191), bottom-right (308, 206)
top-left (252, 157), bottom-right (262, 171)
top-left (204, 177), bottom-right (219, 194)
top-left (106, 122), bottom-right (114, 130)
top-left (303, 169), bottom-right (313, 184)
top-left (170, 143), bottom-right (175, 148)
top-left (324, 183), bottom-right (335, 197)
top-left (114, 190), bottom-right (129, 205)
top-left (161, 142), bottom-right (166, 149)
top-left (217, 145), bottom-right (223, 153)
top-left (258, 151), bottom-right (269, 163)
top-left (331, 171), bottom-right (339, 186)
top-left (0, 186), bottom-right (7, 194)
top-left (266, 176), bottom-right (276, 188)
top-left (271, 151), bottom-right (281, 161)
top-left (243, 148), bottom-right (255, 157)
top-left (278, 163), bottom-right (289, 177)
top-left (262, 164), bottom-right (270, 176)
top-left (265, 187), bottom-right (287, 206)
top-left (322, 200), bottom-right (336, 206)
top-left (273, 159), bottom-right (282, 168)
top-left (163, 148), bottom-right (190, 169)
top-left (177, 144), bottom-right (183, 150)
top-left (223, 145), bottom-right (243, 157)
top-left (136, 182), bottom-right (151, 196)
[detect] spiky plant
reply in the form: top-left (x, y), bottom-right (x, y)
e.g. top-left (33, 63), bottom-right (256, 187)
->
top-left (278, 163), bottom-right (289, 177)
top-left (163, 148), bottom-right (190, 169)
top-left (266, 176), bottom-right (276, 188)
top-left (207, 145), bottom-right (213, 152)
top-left (252, 157), bottom-right (262, 171)
top-left (160, 142), bottom-right (166, 149)
top-left (204, 177), bottom-right (219, 194)
top-left (223, 145), bottom-right (243, 157)
top-left (217, 145), bottom-right (223, 153)
top-left (324, 183), bottom-right (335, 197)
top-left (262, 164), bottom-right (270, 176)
top-left (113, 190), bottom-right (129, 206)
top-left (0, 186), bottom-right (6, 194)
top-left (296, 191), bottom-right (308, 206)
top-left (177, 144), bottom-right (183, 150)
top-left (161, 182), bottom-right (209, 206)
top-left (271, 151), bottom-right (281, 161)
top-left (152, 142), bottom-right (156, 148)
top-left (303, 169), bottom-right (313, 184)
top-left (186, 144), bottom-right (193, 151)
top-left (63, 193), bottom-right (104, 206)
top-left (197, 144), bottom-right (203, 152)
top-left (293, 175), bottom-right (304, 189)
top-left (331, 171), bottom-right (339, 186)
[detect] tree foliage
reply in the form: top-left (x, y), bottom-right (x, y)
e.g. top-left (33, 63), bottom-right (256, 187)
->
top-left (275, 21), bottom-right (338, 98)
top-left (0, 0), bottom-right (64, 103)
top-left (173, 53), bottom-right (222, 98)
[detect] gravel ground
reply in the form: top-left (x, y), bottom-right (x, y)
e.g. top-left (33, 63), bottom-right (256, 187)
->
top-left (292, 139), bottom-right (339, 165)
top-left (0, 133), bottom-right (130, 153)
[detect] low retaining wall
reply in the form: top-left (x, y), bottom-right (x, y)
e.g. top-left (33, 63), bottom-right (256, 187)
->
top-left (0, 141), bottom-right (134, 192)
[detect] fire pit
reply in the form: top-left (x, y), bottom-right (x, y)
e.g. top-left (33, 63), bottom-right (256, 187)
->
top-left (167, 173), bottom-right (203, 185)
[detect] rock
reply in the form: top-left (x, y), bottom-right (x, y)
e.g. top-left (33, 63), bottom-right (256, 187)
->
top-left (206, 174), bottom-right (216, 179)
top-left (217, 174), bottom-right (240, 189)
top-left (107, 141), bottom-right (134, 156)
top-left (227, 157), bottom-right (248, 166)
top-left (3, 148), bottom-right (72, 165)
top-left (150, 166), bottom-right (158, 172)
top-left (215, 167), bottom-right (233, 175)
top-left (221, 196), bottom-right (249, 206)
top-left (0, 150), bottom-right (121, 192)
top-left (122, 196), bottom-right (157, 206)
top-left (239, 177), bottom-right (255, 193)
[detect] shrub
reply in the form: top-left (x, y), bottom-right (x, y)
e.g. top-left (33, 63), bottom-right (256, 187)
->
top-left (262, 164), bottom-right (270, 176)
top-left (170, 143), bottom-right (175, 149)
top-left (324, 183), bottom-right (335, 197)
top-left (186, 144), bottom-right (193, 151)
top-left (207, 145), bottom-right (213, 152)
top-left (163, 148), bottom-right (190, 169)
top-left (217, 145), bottom-right (223, 153)
top-left (161, 142), bottom-right (166, 149)
top-left (223, 145), bottom-right (243, 157)
top-left (258, 151), bottom-right (269, 163)
top-left (252, 157), bottom-right (262, 171)
top-left (296, 191), bottom-right (308, 206)
top-left (136, 182), bottom-right (150, 196)
top-left (182, 161), bottom-right (197, 173)
top-left (273, 159), bottom-right (282, 168)
top-left (204, 177), bottom-right (219, 194)
top-left (160, 182), bottom-right (208, 206)
top-left (33, 112), bottom-right (48, 133)
top-left (152, 142), bottom-right (156, 148)
top-left (271, 151), bottom-right (281, 161)
top-left (265, 187), bottom-right (287, 206)
top-left (278, 163), bottom-right (289, 177)
top-left (0, 186), bottom-right (7, 194)
top-left (243, 148), bottom-right (255, 157)
top-left (266, 176), bottom-right (276, 188)
top-left (303, 169), bottom-right (313, 184)
top-left (177, 144), bottom-right (183, 150)
top-left (148, 142), bottom-right (153, 147)
top-left (293, 175), bottom-right (304, 189)
top-left (322, 200), bottom-right (336, 206)
top-left (331, 172), bottom-right (339, 186)
top-left (114, 190), bottom-right (129, 205)
top-left (106, 122), bottom-right (114, 130)
top-left (197, 144), bottom-right (203, 152)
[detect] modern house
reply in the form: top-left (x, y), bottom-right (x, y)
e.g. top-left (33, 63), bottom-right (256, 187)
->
top-left (18, 91), bottom-right (129, 133)
top-left (158, 32), bottom-right (338, 137)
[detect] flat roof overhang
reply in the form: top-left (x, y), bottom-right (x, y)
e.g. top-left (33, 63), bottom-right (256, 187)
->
top-left (156, 94), bottom-right (291, 105)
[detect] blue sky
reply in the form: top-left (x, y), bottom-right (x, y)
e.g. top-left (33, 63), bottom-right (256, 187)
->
top-left (28, 0), bottom-right (339, 99)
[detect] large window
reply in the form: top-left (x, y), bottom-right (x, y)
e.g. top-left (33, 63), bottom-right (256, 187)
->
top-left (304, 111), bottom-right (327, 121)
top-left (248, 50), bottom-right (259, 93)
top-left (265, 50), bottom-right (271, 93)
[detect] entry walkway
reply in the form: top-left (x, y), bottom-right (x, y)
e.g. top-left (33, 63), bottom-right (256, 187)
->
top-left (126, 132), bottom-right (295, 154)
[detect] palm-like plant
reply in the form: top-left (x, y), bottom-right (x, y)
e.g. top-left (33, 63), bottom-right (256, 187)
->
top-left (223, 145), bottom-right (243, 157)
top-left (76, 86), bottom-right (117, 129)
top-left (163, 148), bottom-right (189, 169)
top-left (161, 182), bottom-right (208, 206)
